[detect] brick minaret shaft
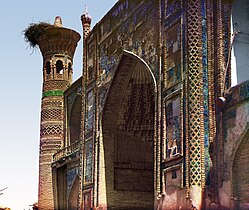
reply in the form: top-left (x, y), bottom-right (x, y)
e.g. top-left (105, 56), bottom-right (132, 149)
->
top-left (37, 17), bottom-right (80, 210)
top-left (78, 10), bottom-right (91, 208)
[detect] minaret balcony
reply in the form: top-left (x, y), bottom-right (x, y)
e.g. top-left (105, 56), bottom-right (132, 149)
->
top-left (52, 140), bottom-right (81, 164)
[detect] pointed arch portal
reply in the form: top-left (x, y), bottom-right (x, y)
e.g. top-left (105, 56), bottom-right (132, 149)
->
top-left (68, 175), bottom-right (79, 210)
top-left (102, 51), bottom-right (156, 209)
top-left (233, 129), bottom-right (249, 209)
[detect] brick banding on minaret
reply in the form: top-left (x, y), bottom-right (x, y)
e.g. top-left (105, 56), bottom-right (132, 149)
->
top-left (37, 16), bottom-right (80, 210)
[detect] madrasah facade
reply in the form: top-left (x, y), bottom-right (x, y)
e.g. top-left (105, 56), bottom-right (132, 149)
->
top-left (28, 0), bottom-right (249, 209)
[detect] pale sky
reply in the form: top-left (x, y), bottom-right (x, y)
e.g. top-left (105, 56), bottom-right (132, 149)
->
top-left (0, 1), bottom-right (116, 209)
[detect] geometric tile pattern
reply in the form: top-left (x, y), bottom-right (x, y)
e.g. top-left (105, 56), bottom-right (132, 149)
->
top-left (187, 0), bottom-right (204, 187)
top-left (42, 100), bottom-right (63, 109)
top-left (43, 80), bottom-right (70, 91)
top-left (41, 109), bottom-right (63, 121)
top-left (40, 124), bottom-right (63, 136)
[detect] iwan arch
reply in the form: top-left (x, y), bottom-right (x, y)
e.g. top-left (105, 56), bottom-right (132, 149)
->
top-left (100, 51), bottom-right (156, 209)
top-left (25, 0), bottom-right (249, 209)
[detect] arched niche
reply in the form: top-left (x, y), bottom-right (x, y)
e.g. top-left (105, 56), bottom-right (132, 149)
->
top-left (101, 50), bottom-right (156, 209)
top-left (232, 128), bottom-right (249, 209)
top-left (45, 61), bottom-right (51, 74)
top-left (56, 60), bottom-right (64, 74)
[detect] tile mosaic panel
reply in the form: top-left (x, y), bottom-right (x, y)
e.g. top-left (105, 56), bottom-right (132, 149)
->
top-left (201, 0), bottom-right (211, 185)
top-left (84, 140), bottom-right (93, 183)
top-left (95, 1), bottom-right (157, 111)
top-left (85, 90), bottom-right (94, 132)
top-left (164, 21), bottom-right (182, 89)
top-left (67, 167), bottom-right (79, 195)
top-left (165, 95), bottom-right (181, 158)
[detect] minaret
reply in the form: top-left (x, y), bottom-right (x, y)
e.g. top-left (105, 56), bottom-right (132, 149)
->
top-left (81, 6), bottom-right (92, 40)
top-left (78, 8), bottom-right (92, 208)
top-left (37, 16), bottom-right (80, 209)
top-left (81, 5), bottom-right (92, 72)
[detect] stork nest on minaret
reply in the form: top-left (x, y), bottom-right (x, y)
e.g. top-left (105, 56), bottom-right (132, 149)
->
top-left (24, 22), bottom-right (53, 48)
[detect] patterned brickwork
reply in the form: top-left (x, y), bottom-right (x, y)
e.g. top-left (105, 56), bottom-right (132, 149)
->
top-left (216, 0), bottom-right (226, 96)
top-left (222, 2), bottom-right (232, 91)
top-left (186, 0), bottom-right (204, 188)
top-left (79, 12), bottom-right (92, 209)
top-left (41, 109), bottom-right (63, 121)
top-left (39, 153), bottom-right (54, 210)
top-left (43, 80), bottom-right (70, 92)
top-left (37, 23), bottom-right (80, 209)
top-left (42, 99), bottom-right (63, 109)
top-left (40, 124), bottom-right (63, 136)
top-left (206, 0), bottom-right (219, 202)
top-left (32, 1), bottom-right (240, 209)
top-left (115, 80), bottom-right (155, 192)
top-left (206, 0), bottom-right (216, 144)
top-left (40, 139), bottom-right (62, 151)
top-left (216, 1), bottom-right (227, 190)
top-left (39, 98), bottom-right (65, 210)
